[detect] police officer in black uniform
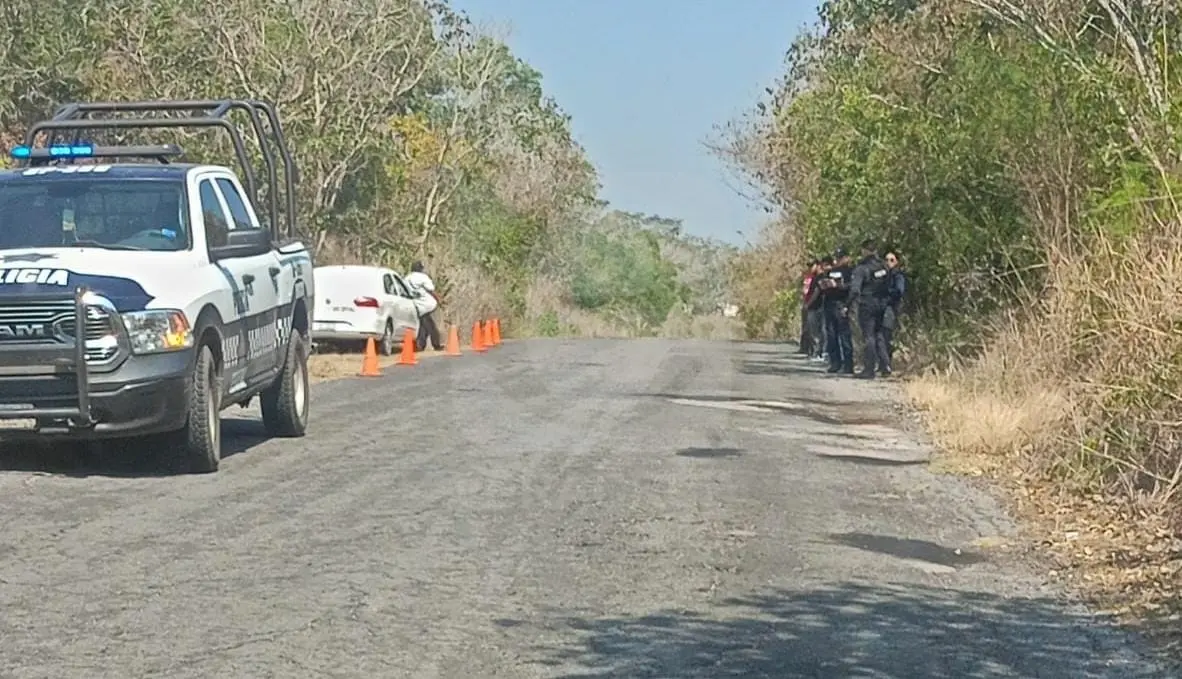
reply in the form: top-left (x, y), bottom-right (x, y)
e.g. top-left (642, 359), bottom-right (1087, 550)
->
top-left (849, 238), bottom-right (892, 378)
top-left (819, 247), bottom-right (854, 374)
top-left (881, 248), bottom-right (906, 375)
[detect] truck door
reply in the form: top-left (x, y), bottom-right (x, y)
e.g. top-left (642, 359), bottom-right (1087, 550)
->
top-left (196, 177), bottom-right (251, 393)
top-left (210, 176), bottom-right (283, 385)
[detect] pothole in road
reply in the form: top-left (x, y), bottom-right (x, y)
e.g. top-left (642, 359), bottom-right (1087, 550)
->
top-left (828, 532), bottom-right (987, 573)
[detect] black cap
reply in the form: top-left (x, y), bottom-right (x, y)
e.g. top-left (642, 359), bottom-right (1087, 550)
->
top-left (833, 247), bottom-right (848, 258)
top-left (821, 255), bottom-right (834, 265)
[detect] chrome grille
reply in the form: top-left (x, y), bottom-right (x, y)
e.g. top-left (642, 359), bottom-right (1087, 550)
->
top-left (0, 301), bottom-right (121, 362)
top-left (58, 306), bottom-right (121, 362)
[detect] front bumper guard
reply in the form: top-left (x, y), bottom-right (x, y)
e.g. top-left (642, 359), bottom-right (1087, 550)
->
top-left (0, 287), bottom-right (94, 430)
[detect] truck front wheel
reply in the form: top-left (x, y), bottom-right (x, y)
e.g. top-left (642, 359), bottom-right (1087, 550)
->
top-left (164, 343), bottom-right (222, 474)
top-left (261, 330), bottom-right (309, 437)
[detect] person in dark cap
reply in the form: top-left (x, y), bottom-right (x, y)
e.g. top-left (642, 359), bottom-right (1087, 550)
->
top-left (849, 237), bottom-right (892, 378)
top-left (818, 246), bottom-right (854, 374)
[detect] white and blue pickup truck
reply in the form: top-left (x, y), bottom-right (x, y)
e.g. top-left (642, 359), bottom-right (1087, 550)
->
top-left (0, 99), bottom-right (314, 473)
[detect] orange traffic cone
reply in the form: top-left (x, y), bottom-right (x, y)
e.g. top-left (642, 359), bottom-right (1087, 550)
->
top-left (471, 321), bottom-right (487, 353)
top-left (491, 318), bottom-right (502, 345)
top-left (396, 327), bottom-right (417, 366)
top-left (482, 319), bottom-right (494, 348)
top-left (359, 337), bottom-right (381, 376)
top-left (444, 325), bottom-right (461, 356)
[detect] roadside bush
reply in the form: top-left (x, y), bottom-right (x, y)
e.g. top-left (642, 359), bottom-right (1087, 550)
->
top-left (722, 0), bottom-right (1182, 632)
top-left (568, 230), bottom-right (680, 332)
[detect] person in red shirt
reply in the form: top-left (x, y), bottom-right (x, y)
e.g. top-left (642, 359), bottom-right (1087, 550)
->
top-left (804, 257), bottom-right (829, 360)
top-left (798, 259), bottom-right (821, 355)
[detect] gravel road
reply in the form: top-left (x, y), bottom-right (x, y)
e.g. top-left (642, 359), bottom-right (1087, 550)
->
top-left (0, 339), bottom-right (1167, 678)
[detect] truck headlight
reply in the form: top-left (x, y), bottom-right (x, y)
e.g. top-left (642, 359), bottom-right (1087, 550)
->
top-left (120, 309), bottom-right (194, 354)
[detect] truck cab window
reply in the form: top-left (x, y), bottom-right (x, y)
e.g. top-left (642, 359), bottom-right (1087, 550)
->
top-left (198, 180), bottom-right (231, 248)
top-left (215, 178), bottom-right (256, 231)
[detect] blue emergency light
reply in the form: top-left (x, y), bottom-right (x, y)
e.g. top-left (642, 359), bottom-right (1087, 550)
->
top-left (9, 144), bottom-right (95, 160)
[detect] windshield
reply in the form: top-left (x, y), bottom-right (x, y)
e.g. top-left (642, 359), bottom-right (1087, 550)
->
top-left (0, 178), bottom-right (189, 252)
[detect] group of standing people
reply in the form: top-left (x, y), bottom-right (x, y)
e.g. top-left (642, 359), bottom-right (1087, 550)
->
top-left (798, 239), bottom-right (906, 379)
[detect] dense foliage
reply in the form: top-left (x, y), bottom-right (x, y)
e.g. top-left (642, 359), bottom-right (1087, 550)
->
top-left (722, 0), bottom-right (1182, 621)
top-left (0, 0), bottom-right (734, 334)
top-left (721, 1), bottom-right (1175, 345)
top-left (561, 211), bottom-right (735, 333)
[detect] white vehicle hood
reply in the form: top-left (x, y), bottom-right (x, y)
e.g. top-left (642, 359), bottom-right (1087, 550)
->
top-left (0, 247), bottom-right (201, 312)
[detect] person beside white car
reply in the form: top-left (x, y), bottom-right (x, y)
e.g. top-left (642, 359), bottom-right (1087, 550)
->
top-left (405, 260), bottom-right (444, 352)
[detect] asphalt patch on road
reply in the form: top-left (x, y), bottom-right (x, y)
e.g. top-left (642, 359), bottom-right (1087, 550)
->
top-left (644, 392), bottom-right (864, 409)
top-left (654, 392), bottom-right (892, 427)
top-left (676, 446), bottom-right (744, 459)
top-left (815, 453), bottom-right (928, 467)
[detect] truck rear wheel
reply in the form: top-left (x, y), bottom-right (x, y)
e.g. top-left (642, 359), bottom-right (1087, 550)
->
top-left (165, 343), bottom-right (222, 474)
top-left (261, 331), bottom-right (309, 437)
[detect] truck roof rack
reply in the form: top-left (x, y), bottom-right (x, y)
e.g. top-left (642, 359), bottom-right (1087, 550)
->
top-left (16, 100), bottom-right (298, 239)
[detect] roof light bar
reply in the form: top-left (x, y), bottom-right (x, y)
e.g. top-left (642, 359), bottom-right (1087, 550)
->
top-left (8, 144), bottom-right (184, 163)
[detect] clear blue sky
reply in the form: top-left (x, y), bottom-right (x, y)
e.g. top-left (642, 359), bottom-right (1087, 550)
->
top-left (451, 0), bottom-right (820, 245)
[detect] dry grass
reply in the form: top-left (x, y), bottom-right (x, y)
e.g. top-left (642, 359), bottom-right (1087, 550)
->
top-left (906, 374), bottom-right (1071, 476)
top-left (904, 231), bottom-right (1182, 652)
top-left (521, 276), bottom-right (626, 337)
top-left (911, 361), bottom-right (1182, 652)
top-left (431, 256), bottom-right (515, 334)
top-left (656, 309), bottom-right (743, 340)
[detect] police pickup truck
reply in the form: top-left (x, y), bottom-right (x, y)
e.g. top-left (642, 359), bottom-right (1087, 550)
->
top-left (0, 100), bottom-right (313, 473)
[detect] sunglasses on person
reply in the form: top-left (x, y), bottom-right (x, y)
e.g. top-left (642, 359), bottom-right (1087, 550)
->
top-left (885, 255), bottom-right (897, 263)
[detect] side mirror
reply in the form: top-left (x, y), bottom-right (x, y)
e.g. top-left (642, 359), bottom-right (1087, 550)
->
top-left (209, 228), bottom-right (273, 260)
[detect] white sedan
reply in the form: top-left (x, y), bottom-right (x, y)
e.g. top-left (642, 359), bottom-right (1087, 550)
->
top-left (311, 265), bottom-right (421, 355)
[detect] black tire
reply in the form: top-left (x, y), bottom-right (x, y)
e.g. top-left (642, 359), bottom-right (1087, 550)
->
top-left (164, 344), bottom-right (222, 474)
top-left (261, 330), bottom-right (309, 437)
top-left (379, 320), bottom-right (395, 356)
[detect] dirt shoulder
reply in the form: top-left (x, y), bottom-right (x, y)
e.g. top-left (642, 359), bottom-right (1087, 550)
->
top-left (905, 373), bottom-right (1182, 665)
top-left (309, 345), bottom-right (462, 383)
